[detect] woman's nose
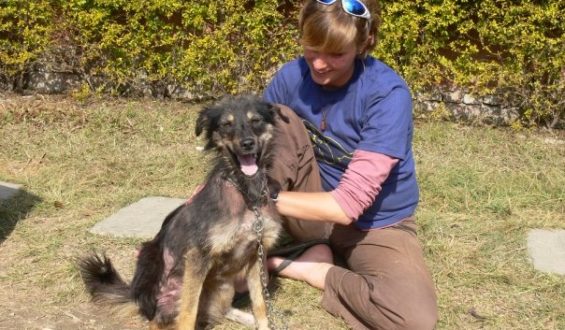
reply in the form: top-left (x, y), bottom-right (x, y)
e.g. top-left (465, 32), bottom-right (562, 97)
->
top-left (311, 55), bottom-right (328, 71)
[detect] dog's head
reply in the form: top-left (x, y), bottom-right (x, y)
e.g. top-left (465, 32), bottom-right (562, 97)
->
top-left (196, 95), bottom-right (278, 177)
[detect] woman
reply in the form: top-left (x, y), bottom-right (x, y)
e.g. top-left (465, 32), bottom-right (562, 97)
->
top-left (263, 0), bottom-right (438, 329)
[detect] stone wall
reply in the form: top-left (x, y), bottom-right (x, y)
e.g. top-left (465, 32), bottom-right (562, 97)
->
top-left (4, 68), bottom-right (520, 126)
top-left (414, 90), bottom-right (520, 126)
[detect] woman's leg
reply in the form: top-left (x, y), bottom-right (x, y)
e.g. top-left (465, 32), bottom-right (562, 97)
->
top-left (268, 105), bottom-right (437, 328)
top-left (269, 104), bottom-right (332, 241)
top-left (323, 218), bottom-right (438, 330)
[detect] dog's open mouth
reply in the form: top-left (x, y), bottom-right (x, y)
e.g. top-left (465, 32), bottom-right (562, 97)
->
top-left (237, 154), bottom-right (258, 176)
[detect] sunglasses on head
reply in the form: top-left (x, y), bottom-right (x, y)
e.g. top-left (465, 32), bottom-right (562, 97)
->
top-left (316, 0), bottom-right (371, 20)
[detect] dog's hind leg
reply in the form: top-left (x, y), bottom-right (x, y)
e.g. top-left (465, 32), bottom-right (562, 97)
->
top-left (246, 261), bottom-right (270, 330)
top-left (176, 249), bottom-right (209, 330)
top-left (197, 278), bottom-right (235, 327)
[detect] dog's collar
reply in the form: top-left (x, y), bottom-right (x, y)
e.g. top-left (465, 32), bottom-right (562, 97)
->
top-left (224, 175), bottom-right (269, 208)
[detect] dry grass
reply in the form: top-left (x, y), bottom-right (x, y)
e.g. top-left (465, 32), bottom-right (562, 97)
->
top-left (0, 93), bottom-right (563, 329)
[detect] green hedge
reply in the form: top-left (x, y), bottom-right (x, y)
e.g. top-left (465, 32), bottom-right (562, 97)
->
top-left (375, 1), bottom-right (564, 128)
top-left (0, 0), bottom-right (563, 127)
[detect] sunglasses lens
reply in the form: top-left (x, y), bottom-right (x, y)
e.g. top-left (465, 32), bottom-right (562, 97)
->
top-left (343, 0), bottom-right (367, 16)
top-left (316, 0), bottom-right (370, 19)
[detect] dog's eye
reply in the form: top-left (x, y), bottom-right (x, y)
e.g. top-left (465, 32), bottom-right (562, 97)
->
top-left (220, 121), bottom-right (232, 129)
top-left (250, 117), bottom-right (262, 125)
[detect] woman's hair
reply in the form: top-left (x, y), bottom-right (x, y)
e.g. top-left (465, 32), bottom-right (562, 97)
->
top-left (299, 0), bottom-right (380, 58)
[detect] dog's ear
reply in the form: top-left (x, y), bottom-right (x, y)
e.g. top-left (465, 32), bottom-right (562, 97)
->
top-left (258, 101), bottom-right (288, 125)
top-left (195, 107), bottom-right (209, 137)
top-left (196, 104), bottom-right (224, 150)
top-left (270, 103), bottom-right (290, 124)
top-left (194, 111), bottom-right (206, 136)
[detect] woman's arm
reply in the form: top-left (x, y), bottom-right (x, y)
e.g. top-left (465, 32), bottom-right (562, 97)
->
top-left (276, 191), bottom-right (352, 225)
top-left (275, 150), bottom-right (398, 225)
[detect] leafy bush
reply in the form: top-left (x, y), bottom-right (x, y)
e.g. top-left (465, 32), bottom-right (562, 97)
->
top-left (376, 0), bottom-right (564, 127)
top-left (0, 0), bottom-right (562, 127)
top-left (0, 0), bottom-right (54, 82)
top-left (59, 0), bottom-right (299, 95)
top-left (1, 0), bottom-right (300, 95)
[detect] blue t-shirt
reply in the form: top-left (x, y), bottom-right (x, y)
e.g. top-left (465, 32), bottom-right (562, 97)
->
top-left (263, 56), bottom-right (419, 229)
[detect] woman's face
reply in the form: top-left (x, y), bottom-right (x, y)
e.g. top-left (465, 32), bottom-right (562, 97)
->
top-left (303, 45), bottom-right (358, 88)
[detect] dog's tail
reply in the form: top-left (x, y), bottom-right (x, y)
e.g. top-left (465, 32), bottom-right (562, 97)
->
top-left (78, 253), bottom-right (138, 317)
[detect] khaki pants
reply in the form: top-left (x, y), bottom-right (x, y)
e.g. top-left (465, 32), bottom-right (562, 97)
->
top-left (270, 105), bottom-right (438, 330)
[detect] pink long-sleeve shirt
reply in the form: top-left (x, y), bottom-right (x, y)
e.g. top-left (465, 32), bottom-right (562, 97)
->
top-left (330, 150), bottom-right (399, 221)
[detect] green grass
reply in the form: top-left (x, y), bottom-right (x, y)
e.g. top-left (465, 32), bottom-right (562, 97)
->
top-left (0, 94), bottom-right (563, 329)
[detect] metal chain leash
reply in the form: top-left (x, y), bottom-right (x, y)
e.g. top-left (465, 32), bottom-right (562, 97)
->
top-left (252, 207), bottom-right (288, 330)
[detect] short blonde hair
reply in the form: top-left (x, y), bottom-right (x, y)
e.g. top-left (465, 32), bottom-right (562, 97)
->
top-left (299, 0), bottom-right (380, 57)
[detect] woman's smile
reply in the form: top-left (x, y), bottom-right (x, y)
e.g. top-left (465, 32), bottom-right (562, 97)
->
top-left (304, 46), bottom-right (358, 88)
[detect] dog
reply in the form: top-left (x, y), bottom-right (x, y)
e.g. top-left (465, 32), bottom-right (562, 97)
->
top-left (78, 95), bottom-right (282, 330)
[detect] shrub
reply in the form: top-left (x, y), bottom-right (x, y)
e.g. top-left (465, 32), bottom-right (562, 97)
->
top-left (0, 0), bottom-right (562, 127)
top-left (376, 0), bottom-right (564, 127)
top-left (59, 0), bottom-right (300, 95)
top-left (0, 0), bottom-right (54, 83)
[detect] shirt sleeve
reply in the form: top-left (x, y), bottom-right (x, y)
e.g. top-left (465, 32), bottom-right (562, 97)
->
top-left (358, 87), bottom-right (413, 160)
top-left (263, 66), bottom-right (288, 105)
top-left (330, 150), bottom-right (399, 220)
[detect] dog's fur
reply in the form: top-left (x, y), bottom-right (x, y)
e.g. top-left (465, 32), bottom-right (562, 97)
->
top-left (78, 95), bottom-right (282, 330)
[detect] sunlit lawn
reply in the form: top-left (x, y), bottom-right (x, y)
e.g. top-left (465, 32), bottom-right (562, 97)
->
top-left (1, 94), bottom-right (563, 329)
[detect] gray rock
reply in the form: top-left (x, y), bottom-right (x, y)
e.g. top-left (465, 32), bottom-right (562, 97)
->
top-left (0, 181), bottom-right (22, 201)
top-left (527, 229), bottom-right (565, 275)
top-left (480, 94), bottom-right (502, 106)
top-left (415, 90), bottom-right (443, 102)
top-left (446, 89), bottom-right (463, 103)
top-left (25, 71), bottom-right (81, 94)
top-left (462, 94), bottom-right (480, 105)
top-left (89, 196), bottom-right (186, 239)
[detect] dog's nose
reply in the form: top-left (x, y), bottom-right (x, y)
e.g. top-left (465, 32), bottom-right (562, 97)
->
top-left (240, 138), bottom-right (255, 150)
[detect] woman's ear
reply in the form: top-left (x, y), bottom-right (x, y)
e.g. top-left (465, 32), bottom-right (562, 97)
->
top-left (367, 35), bottom-right (375, 48)
top-left (359, 35), bottom-right (375, 57)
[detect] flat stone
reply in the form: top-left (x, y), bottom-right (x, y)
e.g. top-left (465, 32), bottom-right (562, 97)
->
top-left (463, 94), bottom-right (480, 105)
top-left (480, 94), bottom-right (502, 106)
top-left (446, 90), bottom-right (462, 103)
top-left (90, 196), bottom-right (186, 239)
top-left (0, 181), bottom-right (23, 201)
top-left (527, 229), bottom-right (565, 275)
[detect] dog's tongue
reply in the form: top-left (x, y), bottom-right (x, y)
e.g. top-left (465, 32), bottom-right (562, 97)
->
top-left (239, 155), bottom-right (258, 176)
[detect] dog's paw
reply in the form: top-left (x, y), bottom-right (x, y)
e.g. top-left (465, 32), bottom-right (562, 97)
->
top-left (225, 307), bottom-right (256, 327)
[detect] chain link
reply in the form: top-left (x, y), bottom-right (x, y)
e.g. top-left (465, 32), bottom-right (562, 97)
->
top-left (252, 207), bottom-right (288, 330)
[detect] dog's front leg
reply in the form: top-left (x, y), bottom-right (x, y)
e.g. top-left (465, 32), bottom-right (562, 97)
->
top-left (246, 260), bottom-right (270, 330)
top-left (176, 249), bottom-right (208, 330)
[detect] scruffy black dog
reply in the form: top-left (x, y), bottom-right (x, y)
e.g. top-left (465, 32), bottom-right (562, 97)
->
top-left (79, 95), bottom-right (282, 330)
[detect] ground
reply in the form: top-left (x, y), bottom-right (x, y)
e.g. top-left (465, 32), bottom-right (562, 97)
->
top-left (1, 92), bottom-right (564, 329)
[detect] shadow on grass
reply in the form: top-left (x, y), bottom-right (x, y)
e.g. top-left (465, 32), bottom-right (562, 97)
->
top-left (0, 185), bottom-right (42, 243)
top-left (232, 277), bottom-right (294, 321)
